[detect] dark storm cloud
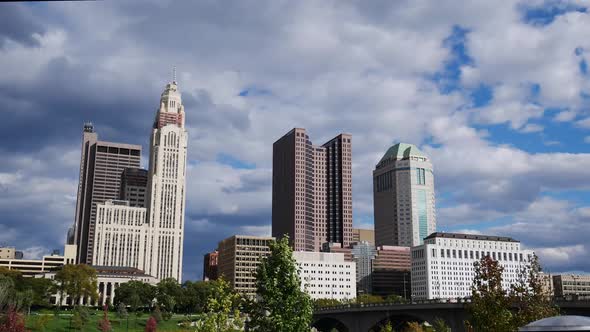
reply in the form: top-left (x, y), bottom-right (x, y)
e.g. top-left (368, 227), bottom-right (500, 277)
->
top-left (0, 4), bottom-right (45, 48)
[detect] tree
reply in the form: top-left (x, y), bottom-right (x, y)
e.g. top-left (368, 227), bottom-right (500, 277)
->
top-left (115, 280), bottom-right (156, 312)
top-left (0, 306), bottom-right (27, 332)
top-left (432, 317), bottom-right (450, 332)
top-left (384, 294), bottom-right (407, 304)
top-left (195, 278), bottom-right (243, 332)
top-left (467, 255), bottom-right (513, 332)
top-left (53, 264), bottom-right (98, 306)
top-left (116, 302), bottom-right (128, 320)
top-left (145, 316), bottom-right (157, 332)
top-left (155, 278), bottom-right (182, 319)
top-left (356, 294), bottom-right (385, 304)
top-left (98, 304), bottom-right (112, 332)
top-left (22, 278), bottom-right (54, 308)
top-left (379, 322), bottom-right (394, 332)
top-left (178, 280), bottom-right (216, 314)
top-left (72, 306), bottom-right (90, 331)
top-left (151, 305), bottom-right (163, 323)
top-left (247, 236), bottom-right (313, 332)
top-left (314, 298), bottom-right (342, 308)
top-left (509, 253), bottom-right (559, 328)
top-left (401, 322), bottom-right (424, 332)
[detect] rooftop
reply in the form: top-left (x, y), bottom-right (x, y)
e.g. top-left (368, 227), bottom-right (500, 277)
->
top-left (379, 143), bottom-right (427, 163)
top-left (424, 232), bottom-right (519, 243)
top-left (519, 315), bottom-right (590, 331)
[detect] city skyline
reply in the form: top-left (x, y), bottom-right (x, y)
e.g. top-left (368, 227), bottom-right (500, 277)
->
top-left (2, 1), bottom-right (590, 281)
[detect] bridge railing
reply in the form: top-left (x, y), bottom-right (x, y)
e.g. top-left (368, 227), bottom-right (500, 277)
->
top-left (314, 296), bottom-right (590, 312)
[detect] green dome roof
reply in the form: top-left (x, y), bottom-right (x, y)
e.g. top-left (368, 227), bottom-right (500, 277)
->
top-left (379, 143), bottom-right (427, 163)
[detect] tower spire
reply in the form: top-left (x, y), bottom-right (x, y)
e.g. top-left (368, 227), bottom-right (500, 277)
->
top-left (172, 66), bottom-right (177, 84)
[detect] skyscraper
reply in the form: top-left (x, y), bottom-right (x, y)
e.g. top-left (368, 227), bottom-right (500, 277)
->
top-left (373, 143), bottom-right (436, 247)
top-left (145, 79), bottom-right (188, 281)
top-left (73, 123), bottom-right (141, 264)
top-left (272, 128), bottom-right (352, 251)
top-left (120, 168), bottom-right (148, 208)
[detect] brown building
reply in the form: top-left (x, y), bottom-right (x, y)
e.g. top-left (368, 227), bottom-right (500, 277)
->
top-left (322, 242), bottom-right (353, 262)
top-left (352, 228), bottom-right (375, 246)
top-left (372, 246), bottom-right (411, 298)
top-left (203, 250), bottom-right (219, 281)
top-left (272, 128), bottom-right (352, 252)
top-left (217, 235), bottom-right (274, 297)
top-left (72, 123), bottom-right (142, 264)
top-left (119, 167), bottom-right (148, 208)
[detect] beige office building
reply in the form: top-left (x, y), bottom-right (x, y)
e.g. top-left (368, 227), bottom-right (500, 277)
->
top-left (553, 274), bottom-right (590, 297)
top-left (217, 235), bottom-right (274, 297)
top-left (272, 128), bottom-right (352, 252)
top-left (72, 123), bottom-right (142, 264)
top-left (352, 228), bottom-right (375, 246)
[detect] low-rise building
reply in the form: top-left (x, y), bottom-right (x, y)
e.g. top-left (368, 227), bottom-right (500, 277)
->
top-left (352, 228), bottom-right (375, 246)
top-left (411, 232), bottom-right (534, 300)
top-left (217, 235), bottom-right (274, 297)
top-left (553, 274), bottom-right (590, 297)
top-left (293, 251), bottom-right (356, 300)
top-left (39, 266), bottom-right (159, 306)
top-left (372, 246), bottom-right (411, 298)
top-left (203, 250), bottom-right (219, 281)
top-left (0, 245), bottom-right (76, 277)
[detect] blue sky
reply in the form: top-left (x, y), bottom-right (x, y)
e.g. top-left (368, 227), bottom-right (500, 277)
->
top-left (1, 0), bottom-right (590, 280)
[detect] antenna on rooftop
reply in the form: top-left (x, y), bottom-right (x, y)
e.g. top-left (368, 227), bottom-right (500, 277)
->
top-left (172, 66), bottom-right (177, 84)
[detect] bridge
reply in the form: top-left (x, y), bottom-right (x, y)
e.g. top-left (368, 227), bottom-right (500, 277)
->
top-left (312, 298), bottom-right (590, 332)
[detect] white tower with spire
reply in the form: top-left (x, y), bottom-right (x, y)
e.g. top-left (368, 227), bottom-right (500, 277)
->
top-left (146, 77), bottom-right (187, 281)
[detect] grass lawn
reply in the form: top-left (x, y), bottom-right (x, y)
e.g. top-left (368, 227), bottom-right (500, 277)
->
top-left (25, 310), bottom-right (199, 331)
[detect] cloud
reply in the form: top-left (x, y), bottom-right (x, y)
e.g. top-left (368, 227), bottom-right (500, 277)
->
top-left (1, 0), bottom-right (590, 279)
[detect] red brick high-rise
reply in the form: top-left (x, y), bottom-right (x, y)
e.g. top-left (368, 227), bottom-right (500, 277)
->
top-left (272, 128), bottom-right (352, 251)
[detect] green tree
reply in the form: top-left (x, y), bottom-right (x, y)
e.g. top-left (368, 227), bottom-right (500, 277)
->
top-left (155, 278), bottom-right (182, 319)
top-left (384, 294), bottom-right (407, 304)
top-left (356, 294), bottom-right (385, 304)
top-left (71, 305), bottom-right (90, 331)
top-left (53, 264), bottom-right (98, 306)
top-left (116, 302), bottom-right (128, 320)
top-left (115, 280), bottom-right (156, 311)
top-left (178, 280), bottom-right (216, 314)
top-left (379, 322), bottom-right (394, 332)
top-left (22, 278), bottom-right (54, 307)
top-left (467, 255), bottom-right (513, 332)
top-left (247, 236), bottom-right (313, 332)
top-left (431, 317), bottom-right (450, 332)
top-left (509, 253), bottom-right (559, 328)
top-left (314, 298), bottom-right (342, 308)
top-left (195, 278), bottom-right (242, 332)
top-left (401, 322), bottom-right (424, 332)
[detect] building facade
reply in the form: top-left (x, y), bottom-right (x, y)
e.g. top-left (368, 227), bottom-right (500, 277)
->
top-left (120, 168), bottom-right (149, 208)
top-left (350, 241), bottom-right (377, 295)
top-left (0, 247), bottom-right (22, 260)
top-left (217, 235), bottom-right (274, 297)
top-left (272, 128), bottom-right (352, 252)
top-left (553, 274), bottom-right (590, 297)
top-left (293, 251), bottom-right (356, 300)
top-left (91, 200), bottom-right (148, 270)
top-left (145, 80), bottom-right (188, 282)
top-left (0, 245), bottom-right (76, 277)
top-left (373, 143), bottom-right (436, 247)
top-left (372, 246), bottom-right (411, 298)
top-left (411, 232), bottom-right (534, 300)
top-left (352, 228), bottom-right (375, 246)
top-left (203, 250), bottom-right (219, 281)
top-left (72, 123), bottom-right (141, 264)
top-left (40, 266), bottom-right (158, 306)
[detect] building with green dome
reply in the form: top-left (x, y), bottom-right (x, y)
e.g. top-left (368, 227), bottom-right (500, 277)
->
top-left (373, 143), bottom-right (436, 247)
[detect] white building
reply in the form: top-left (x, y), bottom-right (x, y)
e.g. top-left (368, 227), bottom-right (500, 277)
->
top-left (39, 266), bottom-right (159, 306)
top-left (373, 143), bottom-right (436, 247)
top-left (411, 232), bottom-right (534, 300)
top-left (293, 252), bottom-right (356, 300)
top-left (92, 200), bottom-right (149, 270)
top-left (0, 245), bottom-right (76, 277)
top-left (145, 79), bottom-right (188, 282)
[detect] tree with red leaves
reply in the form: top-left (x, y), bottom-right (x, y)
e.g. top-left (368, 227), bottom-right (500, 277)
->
top-left (98, 304), bottom-right (112, 332)
top-left (145, 316), bottom-right (157, 332)
top-left (0, 306), bottom-right (27, 332)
